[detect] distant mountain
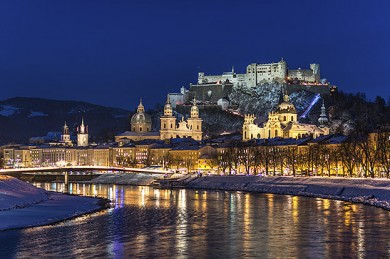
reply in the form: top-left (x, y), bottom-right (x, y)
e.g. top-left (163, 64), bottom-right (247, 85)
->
top-left (0, 97), bottom-right (131, 144)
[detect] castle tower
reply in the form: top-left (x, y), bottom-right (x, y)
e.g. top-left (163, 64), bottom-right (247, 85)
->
top-left (61, 121), bottom-right (72, 146)
top-left (318, 100), bottom-right (329, 127)
top-left (77, 117), bottom-right (89, 147)
top-left (160, 95), bottom-right (177, 140)
top-left (187, 97), bottom-right (202, 140)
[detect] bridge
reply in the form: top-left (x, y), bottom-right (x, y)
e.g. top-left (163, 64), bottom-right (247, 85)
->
top-left (0, 166), bottom-right (170, 176)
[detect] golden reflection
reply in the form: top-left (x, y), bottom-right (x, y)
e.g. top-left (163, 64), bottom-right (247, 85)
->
top-left (154, 189), bottom-right (160, 208)
top-left (344, 206), bottom-right (351, 227)
top-left (322, 199), bottom-right (330, 216)
top-left (202, 191), bottom-right (207, 211)
top-left (292, 196), bottom-right (299, 223)
top-left (243, 194), bottom-right (250, 252)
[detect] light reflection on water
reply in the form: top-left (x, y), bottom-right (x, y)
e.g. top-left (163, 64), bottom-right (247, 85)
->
top-left (0, 182), bottom-right (390, 258)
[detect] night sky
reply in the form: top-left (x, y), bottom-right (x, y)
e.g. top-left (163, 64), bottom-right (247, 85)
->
top-left (0, 0), bottom-right (389, 110)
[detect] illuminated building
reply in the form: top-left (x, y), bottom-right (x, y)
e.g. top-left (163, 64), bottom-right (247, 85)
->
top-left (243, 94), bottom-right (329, 141)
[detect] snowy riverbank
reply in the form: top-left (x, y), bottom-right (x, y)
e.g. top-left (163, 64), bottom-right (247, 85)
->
top-left (0, 176), bottom-right (107, 231)
top-left (186, 176), bottom-right (390, 210)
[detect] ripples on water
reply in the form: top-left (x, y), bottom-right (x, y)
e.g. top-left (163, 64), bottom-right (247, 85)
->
top-left (1, 182), bottom-right (390, 258)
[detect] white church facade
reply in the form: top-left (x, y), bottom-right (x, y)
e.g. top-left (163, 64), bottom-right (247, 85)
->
top-left (243, 94), bottom-right (329, 141)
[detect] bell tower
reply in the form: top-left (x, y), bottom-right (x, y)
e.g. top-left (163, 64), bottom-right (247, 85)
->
top-left (187, 97), bottom-right (203, 140)
top-left (77, 117), bottom-right (89, 147)
top-left (160, 95), bottom-right (177, 140)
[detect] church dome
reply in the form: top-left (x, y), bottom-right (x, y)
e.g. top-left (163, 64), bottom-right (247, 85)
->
top-left (276, 94), bottom-right (297, 114)
top-left (131, 111), bottom-right (152, 124)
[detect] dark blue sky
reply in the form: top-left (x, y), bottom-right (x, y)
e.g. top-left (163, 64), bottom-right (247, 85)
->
top-left (0, 0), bottom-right (389, 109)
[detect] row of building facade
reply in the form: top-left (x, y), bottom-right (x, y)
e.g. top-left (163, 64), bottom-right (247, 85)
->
top-left (3, 132), bottom-right (389, 177)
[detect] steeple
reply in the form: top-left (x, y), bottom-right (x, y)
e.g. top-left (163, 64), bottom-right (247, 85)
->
top-left (79, 117), bottom-right (86, 134)
top-left (318, 99), bottom-right (329, 127)
top-left (77, 117), bottom-right (89, 147)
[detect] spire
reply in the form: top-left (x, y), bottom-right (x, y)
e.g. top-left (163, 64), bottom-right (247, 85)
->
top-left (166, 95), bottom-right (170, 104)
top-left (318, 99), bottom-right (329, 127)
top-left (232, 65), bottom-right (235, 74)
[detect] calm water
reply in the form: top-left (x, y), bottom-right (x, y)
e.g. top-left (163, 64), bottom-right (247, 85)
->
top-left (1, 182), bottom-right (390, 258)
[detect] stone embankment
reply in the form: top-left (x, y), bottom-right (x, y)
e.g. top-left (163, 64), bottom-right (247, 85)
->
top-left (185, 176), bottom-right (390, 210)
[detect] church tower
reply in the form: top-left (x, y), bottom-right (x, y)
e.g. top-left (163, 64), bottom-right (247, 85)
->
top-left (187, 97), bottom-right (203, 140)
top-left (160, 95), bottom-right (177, 140)
top-left (77, 117), bottom-right (89, 147)
top-left (61, 122), bottom-right (72, 146)
top-left (318, 100), bottom-right (329, 127)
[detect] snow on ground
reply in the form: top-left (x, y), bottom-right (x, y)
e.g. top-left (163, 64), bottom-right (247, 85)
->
top-left (0, 105), bottom-right (20, 117)
top-left (28, 111), bottom-right (48, 117)
top-left (0, 176), bottom-right (104, 231)
top-left (186, 176), bottom-right (390, 210)
top-left (0, 176), bottom-right (48, 211)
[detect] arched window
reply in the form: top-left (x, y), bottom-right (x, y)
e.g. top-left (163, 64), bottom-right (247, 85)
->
top-left (140, 127), bottom-right (142, 132)
top-left (245, 132), bottom-right (247, 139)
top-left (268, 130), bottom-right (271, 138)
top-left (164, 123), bottom-right (166, 129)
top-left (275, 130), bottom-right (278, 136)
top-left (133, 127), bottom-right (135, 131)
top-left (257, 133), bottom-right (260, 138)
top-left (291, 116), bottom-right (293, 121)
top-left (283, 116), bottom-right (286, 121)
top-left (251, 134), bottom-right (253, 139)
top-left (197, 125), bottom-right (199, 130)
top-left (171, 124), bottom-right (173, 128)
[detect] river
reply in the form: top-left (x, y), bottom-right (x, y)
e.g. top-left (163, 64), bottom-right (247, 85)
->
top-left (1, 182), bottom-right (390, 258)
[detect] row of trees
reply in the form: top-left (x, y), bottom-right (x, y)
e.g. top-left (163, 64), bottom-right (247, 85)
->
top-left (216, 132), bottom-right (390, 178)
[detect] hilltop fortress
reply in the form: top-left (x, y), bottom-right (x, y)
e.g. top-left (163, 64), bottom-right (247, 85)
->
top-left (169, 59), bottom-right (335, 107)
top-left (198, 58), bottom-right (321, 87)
